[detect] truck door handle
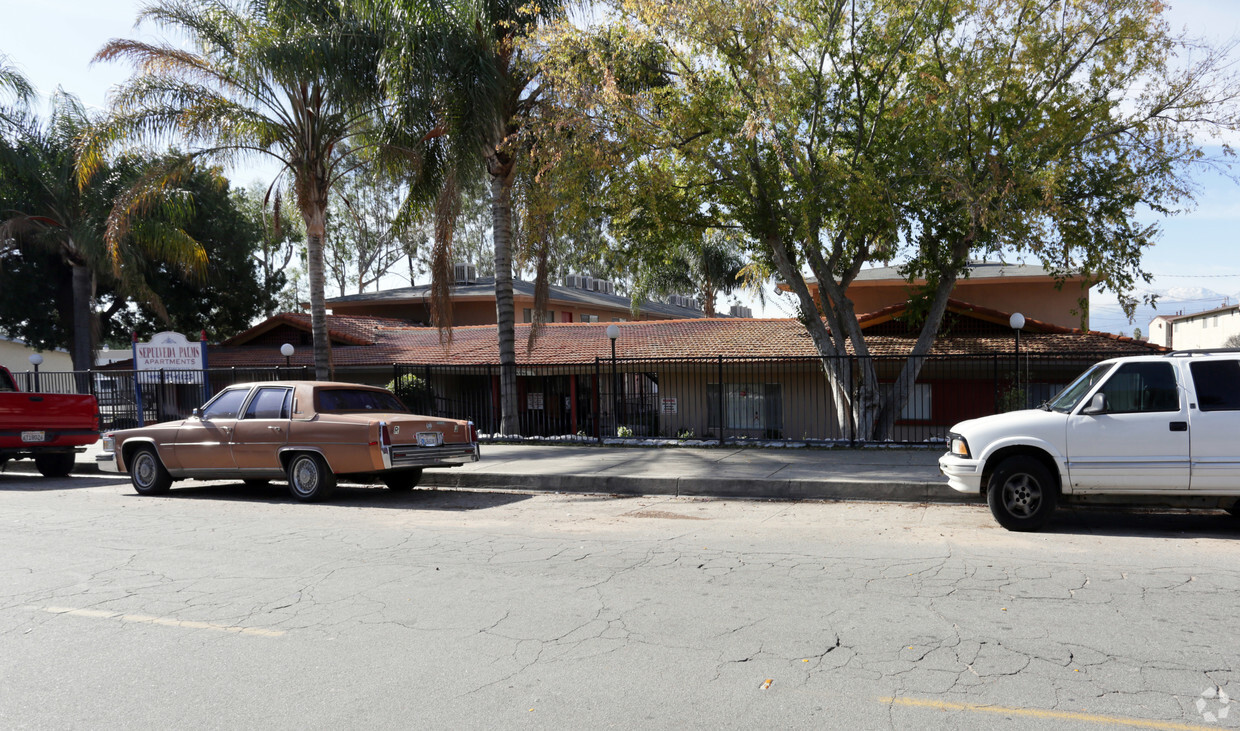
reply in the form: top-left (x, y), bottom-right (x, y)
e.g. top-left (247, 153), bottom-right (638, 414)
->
top-left (1170, 421), bottom-right (1187, 432)
top-left (267, 426), bottom-right (282, 432)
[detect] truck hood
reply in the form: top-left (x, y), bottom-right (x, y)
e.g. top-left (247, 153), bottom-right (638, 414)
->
top-left (950, 408), bottom-right (1067, 453)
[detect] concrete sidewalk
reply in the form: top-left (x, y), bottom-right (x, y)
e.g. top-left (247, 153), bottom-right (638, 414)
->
top-left (3, 441), bottom-right (969, 503)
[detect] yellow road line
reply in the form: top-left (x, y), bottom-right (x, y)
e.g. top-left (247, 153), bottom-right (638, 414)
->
top-left (40, 606), bottom-right (284, 637)
top-left (880, 696), bottom-right (1219, 731)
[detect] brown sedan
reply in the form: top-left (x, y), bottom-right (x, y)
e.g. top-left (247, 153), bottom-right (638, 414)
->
top-left (99, 381), bottom-right (479, 501)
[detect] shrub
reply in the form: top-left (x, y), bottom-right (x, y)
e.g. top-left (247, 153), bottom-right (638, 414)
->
top-left (386, 375), bottom-right (436, 414)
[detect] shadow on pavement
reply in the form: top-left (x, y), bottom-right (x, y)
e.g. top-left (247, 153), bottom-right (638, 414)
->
top-left (1046, 506), bottom-right (1240, 539)
top-left (0, 471), bottom-right (129, 491)
top-left (139, 480), bottom-right (534, 511)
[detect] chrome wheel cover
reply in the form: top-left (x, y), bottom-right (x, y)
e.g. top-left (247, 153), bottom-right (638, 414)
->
top-left (133, 452), bottom-right (156, 488)
top-left (290, 457), bottom-right (319, 496)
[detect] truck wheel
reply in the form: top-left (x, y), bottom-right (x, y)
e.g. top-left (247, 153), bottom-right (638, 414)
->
top-left (987, 456), bottom-right (1058, 532)
top-left (382, 469), bottom-right (422, 492)
top-left (35, 452), bottom-right (75, 477)
top-left (286, 453), bottom-right (336, 502)
top-left (130, 446), bottom-right (172, 495)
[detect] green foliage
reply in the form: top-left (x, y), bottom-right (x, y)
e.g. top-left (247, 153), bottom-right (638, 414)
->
top-left (616, 425), bottom-right (634, 438)
top-left (386, 374), bottom-right (436, 415)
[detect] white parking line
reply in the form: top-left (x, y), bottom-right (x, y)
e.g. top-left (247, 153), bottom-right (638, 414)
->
top-left (39, 606), bottom-right (284, 637)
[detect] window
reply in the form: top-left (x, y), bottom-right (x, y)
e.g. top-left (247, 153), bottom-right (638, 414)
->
top-left (244, 387), bottom-right (292, 419)
top-left (523, 308), bottom-right (532, 323)
top-left (316, 388), bottom-right (408, 413)
top-left (1096, 362), bottom-right (1179, 413)
top-left (1190, 360), bottom-right (1240, 411)
top-left (581, 314), bottom-right (599, 323)
top-left (202, 389), bottom-right (249, 420)
top-left (707, 383), bottom-right (783, 433)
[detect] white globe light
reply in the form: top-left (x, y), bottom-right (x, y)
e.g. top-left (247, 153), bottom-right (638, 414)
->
top-left (1009, 313), bottom-right (1025, 330)
top-left (280, 343), bottom-right (295, 357)
top-left (605, 324), bottom-right (620, 340)
top-left (28, 353), bottom-right (43, 366)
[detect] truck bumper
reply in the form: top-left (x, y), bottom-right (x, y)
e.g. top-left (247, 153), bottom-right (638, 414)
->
top-left (939, 454), bottom-right (984, 494)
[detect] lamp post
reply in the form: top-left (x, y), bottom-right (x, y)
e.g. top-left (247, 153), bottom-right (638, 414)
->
top-left (280, 343), bottom-right (294, 370)
top-left (28, 353), bottom-right (42, 392)
top-left (1009, 312), bottom-right (1025, 409)
top-left (606, 324), bottom-right (620, 435)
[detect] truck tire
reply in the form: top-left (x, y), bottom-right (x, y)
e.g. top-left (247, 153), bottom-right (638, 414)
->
top-left (130, 446), bottom-right (172, 495)
top-left (382, 469), bottom-right (422, 492)
top-left (35, 452), bottom-right (75, 477)
top-left (286, 453), bottom-right (336, 502)
top-left (987, 455), bottom-right (1058, 532)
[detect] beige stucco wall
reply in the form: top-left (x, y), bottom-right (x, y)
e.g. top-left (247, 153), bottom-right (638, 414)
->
top-left (0, 339), bottom-right (73, 376)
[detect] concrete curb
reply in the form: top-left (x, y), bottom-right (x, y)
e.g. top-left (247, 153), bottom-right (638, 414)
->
top-left (418, 472), bottom-right (975, 503)
top-left (4, 452), bottom-right (973, 504)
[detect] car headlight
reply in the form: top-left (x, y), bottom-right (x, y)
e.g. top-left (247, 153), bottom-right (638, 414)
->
top-left (948, 434), bottom-right (970, 458)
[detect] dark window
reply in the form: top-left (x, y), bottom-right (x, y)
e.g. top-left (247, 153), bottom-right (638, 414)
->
top-left (1190, 360), bottom-right (1240, 411)
top-left (1097, 362), bottom-right (1179, 413)
top-left (244, 387), bottom-right (292, 419)
top-left (316, 388), bottom-right (407, 413)
top-left (202, 389), bottom-right (249, 420)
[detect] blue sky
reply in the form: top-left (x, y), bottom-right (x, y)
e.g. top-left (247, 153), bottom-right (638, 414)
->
top-left (3, 0), bottom-right (1239, 334)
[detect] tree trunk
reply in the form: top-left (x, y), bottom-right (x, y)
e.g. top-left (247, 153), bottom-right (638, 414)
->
top-left (491, 174), bottom-right (519, 435)
top-left (304, 205), bottom-right (332, 381)
top-left (69, 262), bottom-right (93, 375)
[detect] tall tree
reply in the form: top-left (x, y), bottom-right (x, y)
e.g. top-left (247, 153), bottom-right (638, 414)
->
top-left (87, 0), bottom-right (387, 379)
top-left (0, 52), bottom-right (34, 129)
top-left (0, 92), bottom-right (205, 372)
top-left (381, 0), bottom-right (564, 434)
top-left (543, 0), bottom-right (1240, 439)
top-left (324, 164), bottom-right (419, 295)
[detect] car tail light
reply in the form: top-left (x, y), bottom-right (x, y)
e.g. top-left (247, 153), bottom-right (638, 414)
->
top-left (379, 421), bottom-right (392, 450)
top-left (468, 421), bottom-right (478, 443)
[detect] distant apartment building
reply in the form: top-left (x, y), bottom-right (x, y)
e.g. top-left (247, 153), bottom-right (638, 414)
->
top-left (1148, 303), bottom-right (1240, 349)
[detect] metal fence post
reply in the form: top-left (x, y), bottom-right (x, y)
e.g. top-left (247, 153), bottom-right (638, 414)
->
top-left (717, 355), bottom-right (725, 446)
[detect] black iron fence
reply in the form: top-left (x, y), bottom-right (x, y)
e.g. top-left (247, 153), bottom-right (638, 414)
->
top-left (394, 351), bottom-right (1122, 445)
top-left (9, 351), bottom-right (1120, 443)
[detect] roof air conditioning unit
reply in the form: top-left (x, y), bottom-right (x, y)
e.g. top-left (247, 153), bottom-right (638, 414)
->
top-left (453, 263), bottom-right (477, 285)
top-left (565, 274), bottom-right (583, 289)
top-left (593, 279), bottom-right (613, 295)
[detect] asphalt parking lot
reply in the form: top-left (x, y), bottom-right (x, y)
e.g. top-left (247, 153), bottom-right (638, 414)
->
top-left (2, 468), bottom-right (1239, 729)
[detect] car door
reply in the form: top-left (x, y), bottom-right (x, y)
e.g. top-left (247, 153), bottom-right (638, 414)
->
top-left (1065, 361), bottom-right (1190, 491)
top-left (1185, 358), bottom-right (1240, 490)
top-left (172, 388), bottom-right (249, 472)
top-left (230, 386), bottom-right (293, 473)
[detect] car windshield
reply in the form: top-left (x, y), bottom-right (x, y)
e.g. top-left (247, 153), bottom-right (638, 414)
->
top-left (1047, 363), bottom-right (1116, 413)
top-left (316, 388), bottom-right (408, 413)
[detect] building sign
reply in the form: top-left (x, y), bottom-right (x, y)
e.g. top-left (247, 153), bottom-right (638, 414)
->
top-left (135, 331), bottom-right (204, 383)
top-left (661, 398), bottom-right (678, 414)
top-left (527, 392), bottom-right (545, 410)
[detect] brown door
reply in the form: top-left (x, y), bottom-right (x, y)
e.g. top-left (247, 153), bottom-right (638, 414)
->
top-left (230, 387), bottom-right (292, 472)
top-left (172, 388), bottom-right (249, 472)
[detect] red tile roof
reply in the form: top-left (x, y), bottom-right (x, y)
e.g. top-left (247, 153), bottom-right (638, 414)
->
top-left (107, 300), bottom-right (1163, 370)
top-left (223, 312), bottom-right (415, 347)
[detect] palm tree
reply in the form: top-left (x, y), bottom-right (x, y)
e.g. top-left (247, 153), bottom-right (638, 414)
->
top-left (0, 91), bottom-right (205, 373)
top-left (86, 0), bottom-right (387, 380)
top-left (382, 0), bottom-right (564, 434)
top-left (0, 52), bottom-right (34, 126)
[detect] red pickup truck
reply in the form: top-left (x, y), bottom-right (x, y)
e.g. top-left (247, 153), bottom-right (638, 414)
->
top-left (0, 365), bottom-right (100, 476)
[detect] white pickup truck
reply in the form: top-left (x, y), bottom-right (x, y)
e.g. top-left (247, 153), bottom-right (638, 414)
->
top-left (940, 351), bottom-right (1240, 531)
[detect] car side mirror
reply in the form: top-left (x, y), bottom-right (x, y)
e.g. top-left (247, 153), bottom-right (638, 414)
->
top-left (192, 408), bottom-right (202, 419)
top-left (1081, 393), bottom-right (1107, 415)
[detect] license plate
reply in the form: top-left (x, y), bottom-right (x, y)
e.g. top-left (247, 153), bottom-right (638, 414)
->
top-left (21, 431), bottom-right (46, 443)
top-left (416, 432), bottom-right (442, 447)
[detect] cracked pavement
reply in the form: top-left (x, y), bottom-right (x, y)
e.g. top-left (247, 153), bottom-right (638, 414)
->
top-left (1, 471), bottom-right (1238, 729)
